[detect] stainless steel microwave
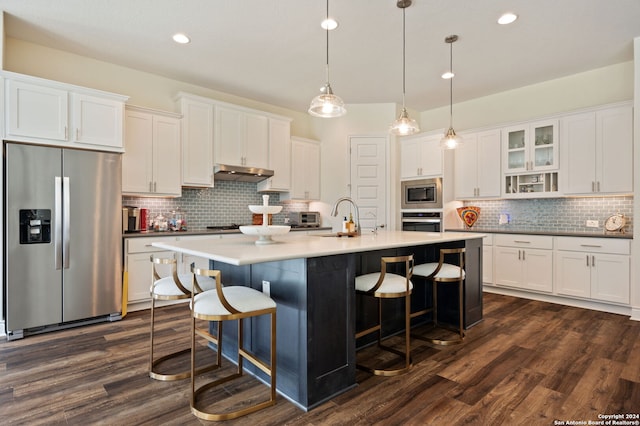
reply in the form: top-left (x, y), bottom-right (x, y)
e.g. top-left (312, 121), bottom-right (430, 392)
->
top-left (401, 177), bottom-right (443, 209)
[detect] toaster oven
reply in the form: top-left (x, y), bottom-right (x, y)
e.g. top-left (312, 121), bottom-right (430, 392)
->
top-left (288, 211), bottom-right (321, 227)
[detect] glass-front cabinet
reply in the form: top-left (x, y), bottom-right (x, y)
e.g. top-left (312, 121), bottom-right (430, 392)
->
top-left (503, 119), bottom-right (558, 173)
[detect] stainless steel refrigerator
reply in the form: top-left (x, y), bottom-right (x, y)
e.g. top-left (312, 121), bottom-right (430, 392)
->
top-left (4, 142), bottom-right (122, 340)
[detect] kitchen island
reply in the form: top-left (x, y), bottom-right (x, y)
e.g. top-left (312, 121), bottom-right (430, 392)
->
top-left (152, 230), bottom-right (483, 410)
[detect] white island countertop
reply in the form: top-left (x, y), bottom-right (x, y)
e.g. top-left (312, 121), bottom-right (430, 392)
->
top-left (151, 230), bottom-right (485, 266)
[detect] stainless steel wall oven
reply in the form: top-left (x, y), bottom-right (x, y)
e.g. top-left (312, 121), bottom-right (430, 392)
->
top-left (401, 211), bottom-right (442, 232)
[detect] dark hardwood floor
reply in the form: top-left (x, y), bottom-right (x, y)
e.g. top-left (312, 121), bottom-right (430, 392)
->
top-left (1, 293), bottom-right (639, 425)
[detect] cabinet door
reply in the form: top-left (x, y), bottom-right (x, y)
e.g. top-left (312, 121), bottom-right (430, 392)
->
top-left (482, 244), bottom-right (493, 284)
top-left (181, 98), bottom-right (214, 187)
top-left (529, 119), bottom-right (558, 171)
top-left (126, 252), bottom-right (155, 303)
top-left (418, 136), bottom-right (443, 177)
top-left (561, 112), bottom-right (597, 194)
top-left (7, 79), bottom-right (68, 142)
top-left (122, 110), bottom-right (153, 193)
top-left (258, 118), bottom-right (291, 192)
top-left (591, 254), bottom-right (630, 304)
top-left (400, 138), bottom-right (422, 179)
top-left (494, 247), bottom-right (522, 288)
top-left (215, 106), bottom-right (244, 165)
top-left (72, 93), bottom-right (123, 149)
top-left (290, 139), bottom-right (320, 200)
top-left (554, 251), bottom-right (591, 298)
top-left (243, 113), bottom-right (269, 169)
top-left (454, 133), bottom-right (478, 199)
top-left (153, 115), bottom-right (182, 196)
top-left (476, 129), bottom-right (502, 197)
top-left (521, 248), bottom-right (553, 293)
top-left (597, 106), bottom-right (633, 193)
top-left (503, 125), bottom-right (527, 173)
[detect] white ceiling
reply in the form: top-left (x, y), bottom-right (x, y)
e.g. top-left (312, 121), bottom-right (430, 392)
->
top-left (1, 0), bottom-right (639, 113)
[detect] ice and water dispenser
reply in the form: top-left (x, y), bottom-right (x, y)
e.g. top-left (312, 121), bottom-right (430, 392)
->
top-left (19, 209), bottom-right (51, 244)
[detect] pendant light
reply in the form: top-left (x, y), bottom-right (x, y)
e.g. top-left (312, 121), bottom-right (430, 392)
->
top-left (308, 0), bottom-right (346, 118)
top-left (440, 35), bottom-right (463, 149)
top-left (390, 0), bottom-right (419, 136)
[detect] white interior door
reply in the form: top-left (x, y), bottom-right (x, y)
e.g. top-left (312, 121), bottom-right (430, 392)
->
top-left (349, 136), bottom-right (387, 232)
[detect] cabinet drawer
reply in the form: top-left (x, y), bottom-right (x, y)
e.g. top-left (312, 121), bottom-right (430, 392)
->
top-left (482, 234), bottom-right (493, 246)
top-left (126, 236), bottom-right (178, 253)
top-left (555, 237), bottom-right (630, 255)
top-left (494, 234), bottom-right (553, 250)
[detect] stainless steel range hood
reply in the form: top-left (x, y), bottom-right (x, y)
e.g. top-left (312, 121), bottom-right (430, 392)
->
top-left (213, 164), bottom-right (274, 182)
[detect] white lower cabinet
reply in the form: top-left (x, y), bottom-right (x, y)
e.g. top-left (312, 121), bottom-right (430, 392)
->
top-left (494, 234), bottom-right (553, 293)
top-left (124, 234), bottom-right (231, 310)
top-left (482, 234), bottom-right (494, 285)
top-left (554, 237), bottom-right (630, 305)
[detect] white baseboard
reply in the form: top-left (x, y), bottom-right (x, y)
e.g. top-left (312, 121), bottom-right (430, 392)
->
top-left (483, 285), bottom-right (633, 318)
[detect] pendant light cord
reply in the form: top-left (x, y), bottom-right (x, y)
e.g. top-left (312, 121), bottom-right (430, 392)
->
top-left (325, 0), bottom-right (330, 84)
top-left (449, 39), bottom-right (453, 127)
top-left (401, 6), bottom-right (406, 108)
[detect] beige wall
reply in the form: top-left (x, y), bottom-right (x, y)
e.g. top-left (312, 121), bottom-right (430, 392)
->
top-left (420, 61), bottom-right (634, 133)
top-left (4, 38), bottom-right (315, 138)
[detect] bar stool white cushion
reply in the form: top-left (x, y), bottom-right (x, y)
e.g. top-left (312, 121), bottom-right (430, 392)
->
top-left (193, 287), bottom-right (276, 316)
top-left (356, 273), bottom-right (413, 294)
top-left (413, 263), bottom-right (465, 280)
top-left (153, 274), bottom-right (217, 297)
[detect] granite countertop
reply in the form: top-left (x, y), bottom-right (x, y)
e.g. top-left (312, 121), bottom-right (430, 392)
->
top-left (122, 227), bottom-right (332, 238)
top-left (449, 227), bottom-right (632, 239)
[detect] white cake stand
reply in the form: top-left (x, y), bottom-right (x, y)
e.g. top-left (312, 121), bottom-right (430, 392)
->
top-left (241, 195), bottom-right (290, 244)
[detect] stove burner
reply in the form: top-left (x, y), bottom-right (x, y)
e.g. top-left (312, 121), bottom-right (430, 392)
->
top-left (206, 224), bottom-right (242, 230)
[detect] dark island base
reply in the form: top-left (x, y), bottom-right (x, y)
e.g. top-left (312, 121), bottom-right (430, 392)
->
top-left (208, 237), bottom-right (482, 410)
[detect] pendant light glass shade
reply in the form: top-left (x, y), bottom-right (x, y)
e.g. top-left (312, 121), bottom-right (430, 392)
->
top-left (390, 108), bottom-right (419, 136)
top-left (440, 35), bottom-right (463, 149)
top-left (390, 0), bottom-right (419, 136)
top-left (308, 0), bottom-right (346, 118)
top-left (309, 81), bottom-right (346, 117)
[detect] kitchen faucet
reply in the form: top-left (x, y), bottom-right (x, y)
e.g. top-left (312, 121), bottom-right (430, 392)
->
top-left (331, 197), bottom-right (361, 235)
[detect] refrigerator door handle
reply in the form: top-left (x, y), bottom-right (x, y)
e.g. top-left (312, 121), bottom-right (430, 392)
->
top-left (63, 177), bottom-right (71, 269)
top-left (55, 176), bottom-right (63, 269)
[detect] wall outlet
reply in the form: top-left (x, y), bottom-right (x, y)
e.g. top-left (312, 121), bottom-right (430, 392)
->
top-left (262, 280), bottom-right (271, 296)
top-left (586, 220), bottom-right (599, 228)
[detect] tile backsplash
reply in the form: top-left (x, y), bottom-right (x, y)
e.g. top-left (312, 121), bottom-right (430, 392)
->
top-left (122, 181), bottom-right (308, 230)
top-left (460, 196), bottom-right (633, 234)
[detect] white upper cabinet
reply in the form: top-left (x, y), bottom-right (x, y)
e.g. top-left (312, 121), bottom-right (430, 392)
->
top-left (4, 72), bottom-right (127, 151)
top-left (122, 106), bottom-right (182, 196)
top-left (454, 129), bottom-right (501, 199)
top-left (561, 103), bottom-right (632, 195)
top-left (257, 117), bottom-right (292, 192)
top-left (282, 137), bottom-right (320, 201)
top-left (177, 92), bottom-right (292, 188)
top-left (502, 119), bottom-right (558, 173)
top-left (214, 105), bottom-right (269, 169)
top-left (400, 132), bottom-right (443, 180)
top-left (179, 96), bottom-right (214, 187)
top-left (72, 93), bottom-right (124, 149)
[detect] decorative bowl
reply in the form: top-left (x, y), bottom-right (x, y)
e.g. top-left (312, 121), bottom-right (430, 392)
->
top-left (457, 206), bottom-right (481, 228)
top-left (239, 225), bottom-right (291, 245)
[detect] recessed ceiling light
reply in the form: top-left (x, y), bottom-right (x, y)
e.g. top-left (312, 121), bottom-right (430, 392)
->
top-left (321, 18), bottom-right (338, 30)
top-left (441, 71), bottom-right (454, 79)
top-left (498, 13), bottom-right (518, 25)
top-left (172, 33), bottom-right (191, 44)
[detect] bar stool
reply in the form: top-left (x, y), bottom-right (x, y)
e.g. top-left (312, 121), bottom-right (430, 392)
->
top-left (149, 255), bottom-right (216, 381)
top-left (355, 254), bottom-right (414, 376)
top-left (413, 248), bottom-right (465, 345)
top-left (190, 264), bottom-right (277, 421)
